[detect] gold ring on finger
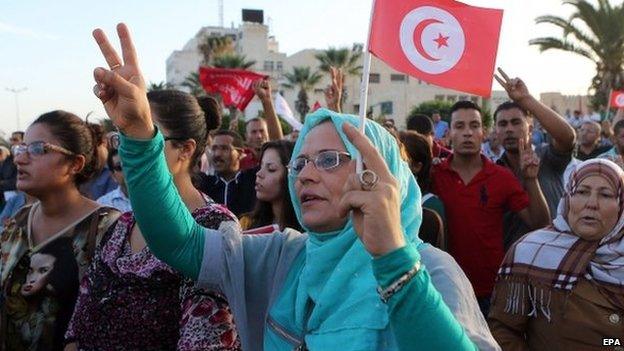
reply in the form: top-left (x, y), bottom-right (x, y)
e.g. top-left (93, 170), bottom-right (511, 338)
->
top-left (359, 169), bottom-right (379, 191)
top-left (110, 63), bottom-right (121, 70)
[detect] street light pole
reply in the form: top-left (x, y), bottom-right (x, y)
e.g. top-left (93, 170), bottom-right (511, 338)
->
top-left (5, 87), bottom-right (27, 130)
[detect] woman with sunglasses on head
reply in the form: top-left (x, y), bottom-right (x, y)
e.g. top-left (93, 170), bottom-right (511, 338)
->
top-left (0, 111), bottom-right (120, 351)
top-left (239, 140), bottom-right (303, 232)
top-left (65, 91), bottom-right (241, 350)
top-left (91, 24), bottom-right (499, 350)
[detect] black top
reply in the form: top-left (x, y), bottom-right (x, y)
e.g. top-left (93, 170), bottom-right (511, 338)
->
top-left (193, 168), bottom-right (257, 217)
top-left (0, 155), bottom-right (17, 207)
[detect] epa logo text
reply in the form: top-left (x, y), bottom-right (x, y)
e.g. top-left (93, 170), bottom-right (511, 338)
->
top-left (603, 338), bottom-right (622, 346)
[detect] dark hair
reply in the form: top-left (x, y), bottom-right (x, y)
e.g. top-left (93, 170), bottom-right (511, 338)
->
top-left (12, 131), bottom-right (25, 139)
top-left (406, 114), bottom-right (434, 135)
top-left (493, 101), bottom-right (528, 121)
top-left (450, 100), bottom-right (482, 115)
top-left (247, 140), bottom-right (302, 232)
top-left (212, 129), bottom-right (245, 148)
top-left (196, 95), bottom-right (222, 131)
top-left (614, 120), bottom-right (624, 136)
top-left (37, 237), bottom-right (79, 299)
top-left (147, 90), bottom-right (210, 169)
top-left (32, 111), bottom-right (99, 185)
top-left (107, 148), bottom-right (119, 170)
top-left (399, 131), bottom-right (433, 192)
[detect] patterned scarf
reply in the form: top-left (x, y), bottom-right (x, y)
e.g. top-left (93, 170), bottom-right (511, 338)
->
top-left (497, 159), bottom-right (624, 318)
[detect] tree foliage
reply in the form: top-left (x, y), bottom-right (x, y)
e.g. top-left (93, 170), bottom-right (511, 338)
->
top-left (530, 0), bottom-right (624, 108)
top-left (282, 66), bottom-right (323, 118)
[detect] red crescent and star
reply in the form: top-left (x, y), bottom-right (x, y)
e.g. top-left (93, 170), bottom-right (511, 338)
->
top-left (413, 18), bottom-right (451, 61)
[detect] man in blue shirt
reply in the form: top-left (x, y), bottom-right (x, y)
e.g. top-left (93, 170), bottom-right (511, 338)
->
top-left (433, 111), bottom-right (449, 141)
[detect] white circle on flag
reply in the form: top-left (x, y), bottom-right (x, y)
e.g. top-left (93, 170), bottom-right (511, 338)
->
top-left (616, 93), bottom-right (624, 107)
top-left (399, 6), bottom-right (465, 75)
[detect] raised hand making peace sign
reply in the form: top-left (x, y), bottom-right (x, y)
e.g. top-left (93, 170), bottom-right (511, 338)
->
top-left (494, 67), bottom-right (531, 104)
top-left (92, 23), bottom-right (153, 139)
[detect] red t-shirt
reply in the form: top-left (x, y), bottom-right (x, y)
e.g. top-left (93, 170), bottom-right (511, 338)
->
top-left (432, 155), bottom-right (529, 298)
top-left (239, 148), bottom-right (260, 171)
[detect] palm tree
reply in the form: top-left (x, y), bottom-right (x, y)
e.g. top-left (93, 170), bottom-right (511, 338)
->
top-left (198, 35), bottom-right (233, 65)
top-left (282, 66), bottom-right (323, 118)
top-left (181, 72), bottom-right (205, 97)
top-left (147, 81), bottom-right (173, 92)
top-left (530, 0), bottom-right (624, 108)
top-left (315, 45), bottom-right (363, 76)
top-left (212, 53), bottom-right (257, 70)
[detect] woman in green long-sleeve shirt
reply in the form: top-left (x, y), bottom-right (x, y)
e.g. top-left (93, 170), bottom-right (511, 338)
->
top-left (88, 23), bottom-right (493, 351)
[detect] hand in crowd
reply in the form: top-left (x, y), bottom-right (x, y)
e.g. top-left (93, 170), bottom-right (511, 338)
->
top-left (92, 23), bottom-right (153, 139)
top-left (338, 123), bottom-right (405, 257)
top-left (324, 67), bottom-right (344, 113)
top-left (519, 138), bottom-right (540, 179)
top-left (495, 68), bottom-right (532, 105)
top-left (253, 79), bottom-right (272, 104)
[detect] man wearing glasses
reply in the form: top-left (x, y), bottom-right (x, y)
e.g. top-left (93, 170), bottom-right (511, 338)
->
top-left (194, 130), bottom-right (257, 216)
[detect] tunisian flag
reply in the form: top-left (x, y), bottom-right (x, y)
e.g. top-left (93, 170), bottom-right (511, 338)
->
top-left (199, 67), bottom-right (266, 111)
top-left (610, 90), bottom-right (624, 108)
top-left (369, 0), bottom-right (503, 97)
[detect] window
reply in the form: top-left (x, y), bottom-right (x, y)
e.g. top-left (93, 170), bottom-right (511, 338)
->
top-left (369, 73), bottom-right (380, 83)
top-left (276, 61), bottom-right (283, 71)
top-left (353, 104), bottom-right (360, 113)
top-left (390, 74), bottom-right (406, 82)
top-left (314, 88), bottom-right (325, 94)
top-left (459, 95), bottom-right (468, 101)
top-left (263, 61), bottom-right (274, 71)
top-left (434, 95), bottom-right (445, 101)
top-left (380, 101), bottom-right (393, 115)
top-left (447, 95), bottom-right (457, 102)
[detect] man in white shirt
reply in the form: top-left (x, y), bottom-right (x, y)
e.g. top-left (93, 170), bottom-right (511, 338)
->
top-left (97, 148), bottom-right (131, 213)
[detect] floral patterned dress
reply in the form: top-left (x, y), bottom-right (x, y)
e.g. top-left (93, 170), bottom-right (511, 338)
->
top-left (0, 203), bottom-right (120, 351)
top-left (66, 195), bottom-right (241, 350)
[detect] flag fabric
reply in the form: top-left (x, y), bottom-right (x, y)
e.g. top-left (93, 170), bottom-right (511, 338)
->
top-left (368, 0), bottom-right (503, 97)
top-left (610, 90), bottom-right (624, 108)
top-left (199, 67), bottom-right (266, 111)
top-left (274, 92), bottom-right (303, 130)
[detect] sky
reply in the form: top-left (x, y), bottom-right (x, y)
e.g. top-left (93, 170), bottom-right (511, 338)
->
top-left (0, 0), bottom-right (608, 135)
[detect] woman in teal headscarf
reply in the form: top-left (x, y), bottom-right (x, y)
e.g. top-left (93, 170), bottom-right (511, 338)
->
top-left (88, 23), bottom-right (497, 350)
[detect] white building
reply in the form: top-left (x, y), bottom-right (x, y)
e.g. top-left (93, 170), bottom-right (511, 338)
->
top-left (166, 15), bottom-right (509, 129)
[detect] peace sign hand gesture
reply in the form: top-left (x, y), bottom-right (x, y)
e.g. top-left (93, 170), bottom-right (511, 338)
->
top-left (494, 67), bottom-right (532, 105)
top-left (519, 138), bottom-right (540, 179)
top-left (92, 23), bottom-right (154, 139)
top-left (337, 123), bottom-right (406, 257)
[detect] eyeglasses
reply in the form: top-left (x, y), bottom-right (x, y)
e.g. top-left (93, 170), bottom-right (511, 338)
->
top-left (289, 150), bottom-right (351, 175)
top-left (13, 141), bottom-right (76, 157)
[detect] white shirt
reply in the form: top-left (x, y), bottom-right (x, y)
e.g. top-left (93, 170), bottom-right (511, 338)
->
top-left (97, 186), bottom-right (132, 213)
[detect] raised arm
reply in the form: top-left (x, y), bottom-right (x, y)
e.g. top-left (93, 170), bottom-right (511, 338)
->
top-left (516, 139), bottom-right (550, 229)
top-left (495, 68), bottom-right (576, 153)
top-left (339, 124), bottom-right (476, 350)
top-left (91, 23), bottom-right (204, 278)
top-left (254, 79), bottom-right (283, 140)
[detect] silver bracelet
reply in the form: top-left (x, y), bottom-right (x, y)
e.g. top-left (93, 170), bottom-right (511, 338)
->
top-left (377, 261), bottom-right (421, 303)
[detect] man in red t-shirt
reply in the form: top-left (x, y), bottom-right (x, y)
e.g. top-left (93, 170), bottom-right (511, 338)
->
top-left (431, 101), bottom-right (549, 315)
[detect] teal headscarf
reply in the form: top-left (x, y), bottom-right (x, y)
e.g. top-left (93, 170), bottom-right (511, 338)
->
top-left (269, 109), bottom-right (422, 349)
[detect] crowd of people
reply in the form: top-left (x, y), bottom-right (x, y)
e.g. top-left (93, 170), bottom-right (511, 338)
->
top-left (0, 23), bottom-right (622, 350)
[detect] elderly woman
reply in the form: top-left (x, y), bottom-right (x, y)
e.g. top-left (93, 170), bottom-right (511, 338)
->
top-left (489, 158), bottom-right (624, 349)
top-left (90, 24), bottom-right (499, 350)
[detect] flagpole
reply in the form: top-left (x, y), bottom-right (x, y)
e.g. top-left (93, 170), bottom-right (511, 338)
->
top-left (356, 0), bottom-right (376, 173)
top-left (606, 88), bottom-right (614, 121)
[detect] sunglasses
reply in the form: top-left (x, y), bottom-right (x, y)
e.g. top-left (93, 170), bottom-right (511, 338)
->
top-left (13, 141), bottom-right (75, 157)
top-left (111, 163), bottom-right (122, 172)
top-left (289, 150), bottom-right (351, 175)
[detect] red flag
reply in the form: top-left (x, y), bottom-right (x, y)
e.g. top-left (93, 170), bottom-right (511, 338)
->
top-left (312, 101), bottom-right (322, 111)
top-left (199, 67), bottom-right (267, 111)
top-left (610, 90), bottom-right (624, 108)
top-left (369, 0), bottom-right (503, 97)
